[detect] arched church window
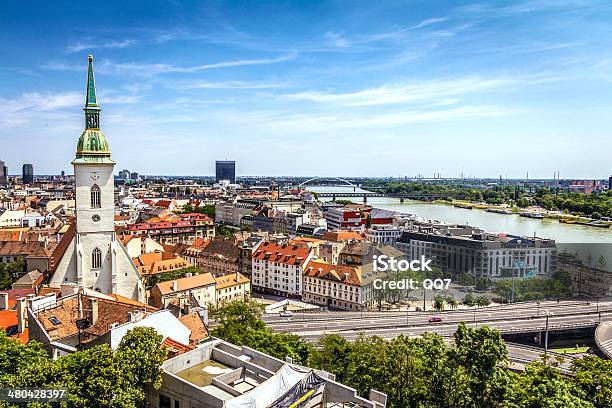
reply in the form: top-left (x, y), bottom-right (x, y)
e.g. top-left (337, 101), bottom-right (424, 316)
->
top-left (92, 247), bottom-right (102, 269)
top-left (90, 184), bottom-right (101, 208)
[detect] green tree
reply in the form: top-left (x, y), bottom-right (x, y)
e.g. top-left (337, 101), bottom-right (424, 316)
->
top-left (0, 257), bottom-right (26, 286)
top-left (433, 295), bottom-right (445, 311)
top-left (0, 330), bottom-right (47, 380)
top-left (209, 300), bottom-right (313, 365)
top-left (476, 294), bottom-right (491, 307)
top-left (451, 323), bottom-right (509, 406)
top-left (147, 266), bottom-right (200, 286)
top-left (0, 264), bottom-right (12, 290)
top-left (310, 334), bottom-right (351, 383)
top-left (0, 327), bottom-right (167, 408)
top-left (462, 293), bottom-right (477, 307)
top-left (572, 356), bottom-right (612, 408)
top-left (116, 327), bottom-right (167, 390)
top-left (503, 362), bottom-right (593, 408)
top-left (216, 224), bottom-right (234, 239)
top-left (210, 300), bottom-right (266, 341)
top-left (516, 197), bottom-right (530, 208)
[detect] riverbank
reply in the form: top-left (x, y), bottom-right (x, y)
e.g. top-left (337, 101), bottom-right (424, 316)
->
top-left (431, 199), bottom-right (612, 230)
top-left (310, 186), bottom-right (612, 242)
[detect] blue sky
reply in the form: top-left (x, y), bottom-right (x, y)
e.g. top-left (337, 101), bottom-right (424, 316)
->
top-left (1, 0), bottom-right (612, 178)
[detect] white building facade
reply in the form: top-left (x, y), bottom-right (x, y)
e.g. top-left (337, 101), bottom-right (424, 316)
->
top-left (251, 242), bottom-right (313, 297)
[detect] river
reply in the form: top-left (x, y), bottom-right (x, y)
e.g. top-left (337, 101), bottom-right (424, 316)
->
top-left (307, 186), bottom-right (612, 244)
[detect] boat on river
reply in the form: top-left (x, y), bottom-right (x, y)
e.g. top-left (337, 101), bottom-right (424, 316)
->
top-left (519, 212), bottom-right (545, 219)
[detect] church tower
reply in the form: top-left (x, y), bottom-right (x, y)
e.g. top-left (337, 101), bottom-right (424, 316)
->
top-left (50, 55), bottom-right (144, 301)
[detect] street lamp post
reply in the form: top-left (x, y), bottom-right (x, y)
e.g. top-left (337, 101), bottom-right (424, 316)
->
top-left (544, 312), bottom-right (550, 361)
top-left (423, 289), bottom-right (426, 311)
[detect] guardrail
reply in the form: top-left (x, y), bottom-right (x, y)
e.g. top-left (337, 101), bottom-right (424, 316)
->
top-left (594, 321), bottom-right (612, 359)
top-left (264, 300), bottom-right (601, 324)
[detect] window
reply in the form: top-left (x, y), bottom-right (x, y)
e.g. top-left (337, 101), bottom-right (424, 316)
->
top-left (92, 247), bottom-right (102, 269)
top-left (90, 184), bottom-right (101, 208)
top-left (159, 394), bottom-right (171, 408)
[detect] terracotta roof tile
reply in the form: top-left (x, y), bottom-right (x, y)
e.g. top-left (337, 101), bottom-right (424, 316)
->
top-left (304, 261), bottom-right (361, 286)
top-left (214, 273), bottom-right (249, 290)
top-left (252, 242), bottom-right (311, 266)
top-left (178, 313), bottom-right (209, 345)
top-left (154, 273), bottom-right (215, 296)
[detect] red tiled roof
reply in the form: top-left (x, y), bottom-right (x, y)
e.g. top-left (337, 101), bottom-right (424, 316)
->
top-left (154, 273), bottom-right (215, 295)
top-left (126, 220), bottom-right (196, 231)
top-left (0, 241), bottom-right (50, 258)
top-left (304, 261), bottom-right (361, 286)
top-left (163, 337), bottom-right (194, 357)
top-left (178, 313), bottom-right (209, 345)
top-left (252, 242), bottom-right (311, 266)
top-left (0, 307), bottom-right (28, 344)
top-left (323, 230), bottom-right (364, 243)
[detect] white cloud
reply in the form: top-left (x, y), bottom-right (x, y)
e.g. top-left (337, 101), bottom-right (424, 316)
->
top-left (249, 105), bottom-right (516, 133)
top-left (66, 39), bottom-right (137, 54)
top-left (324, 31), bottom-right (350, 48)
top-left (174, 80), bottom-right (286, 90)
top-left (282, 77), bottom-right (521, 106)
top-left (411, 17), bottom-right (448, 29)
top-left (47, 53), bottom-right (297, 76)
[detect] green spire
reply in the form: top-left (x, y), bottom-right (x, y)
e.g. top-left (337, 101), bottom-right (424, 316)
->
top-left (84, 55), bottom-right (101, 130)
top-left (85, 54), bottom-right (99, 109)
top-left (73, 54), bottom-right (114, 165)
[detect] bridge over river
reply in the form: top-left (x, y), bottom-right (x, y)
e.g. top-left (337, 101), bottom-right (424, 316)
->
top-left (314, 191), bottom-right (450, 204)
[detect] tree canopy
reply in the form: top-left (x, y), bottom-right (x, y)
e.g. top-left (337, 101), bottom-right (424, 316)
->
top-left (0, 327), bottom-right (166, 408)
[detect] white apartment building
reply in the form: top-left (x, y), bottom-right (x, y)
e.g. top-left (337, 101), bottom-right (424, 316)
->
top-left (0, 210), bottom-right (25, 227)
top-left (214, 273), bottom-right (250, 304)
top-left (365, 225), bottom-right (402, 245)
top-left (303, 261), bottom-right (364, 311)
top-left (325, 208), bottom-right (362, 231)
top-left (150, 273), bottom-right (217, 309)
top-left (251, 242), bottom-right (314, 297)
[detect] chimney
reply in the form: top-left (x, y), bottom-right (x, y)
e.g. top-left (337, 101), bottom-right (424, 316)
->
top-left (171, 280), bottom-right (178, 292)
top-left (16, 298), bottom-right (26, 334)
top-left (90, 298), bottom-right (99, 324)
top-left (200, 308), bottom-right (209, 326)
top-left (0, 293), bottom-right (8, 311)
top-left (235, 271), bottom-right (239, 283)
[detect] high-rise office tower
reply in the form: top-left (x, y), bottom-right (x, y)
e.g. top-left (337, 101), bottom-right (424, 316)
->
top-left (0, 160), bottom-right (7, 187)
top-left (216, 160), bottom-right (236, 183)
top-left (22, 164), bottom-right (34, 184)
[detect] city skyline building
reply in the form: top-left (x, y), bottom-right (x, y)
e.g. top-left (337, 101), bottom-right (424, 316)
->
top-left (215, 160), bottom-right (236, 183)
top-left (49, 55), bottom-right (144, 302)
top-left (22, 163), bottom-right (33, 184)
top-left (0, 160), bottom-right (7, 187)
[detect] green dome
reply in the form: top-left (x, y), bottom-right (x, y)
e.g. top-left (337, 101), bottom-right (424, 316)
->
top-left (72, 129), bottom-right (115, 164)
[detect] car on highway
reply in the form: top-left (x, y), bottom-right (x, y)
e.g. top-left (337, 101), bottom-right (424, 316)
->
top-left (279, 311), bottom-right (293, 317)
top-left (428, 316), bottom-right (442, 323)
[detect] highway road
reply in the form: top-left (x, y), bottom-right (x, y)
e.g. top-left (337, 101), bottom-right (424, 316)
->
top-left (265, 300), bottom-right (612, 336)
top-left (263, 300), bottom-right (611, 369)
